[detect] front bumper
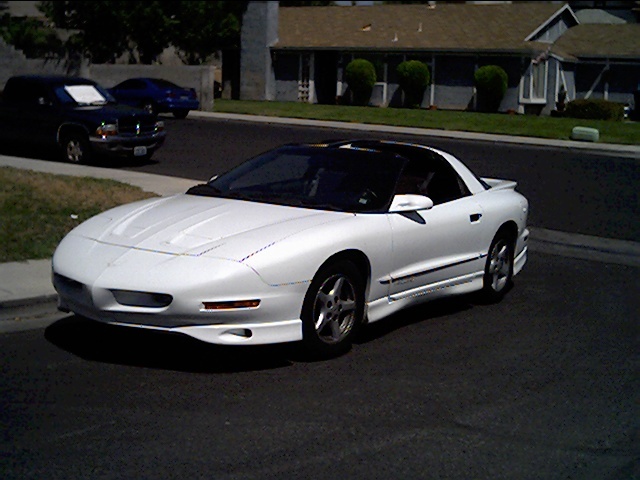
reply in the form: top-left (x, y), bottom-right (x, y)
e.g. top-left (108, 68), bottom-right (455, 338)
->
top-left (52, 242), bottom-right (308, 346)
top-left (89, 131), bottom-right (166, 158)
top-left (108, 319), bottom-right (303, 345)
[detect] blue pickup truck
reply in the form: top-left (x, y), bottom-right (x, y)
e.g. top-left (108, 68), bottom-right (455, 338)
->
top-left (0, 75), bottom-right (166, 163)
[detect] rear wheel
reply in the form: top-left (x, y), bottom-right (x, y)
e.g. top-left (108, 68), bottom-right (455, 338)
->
top-left (481, 231), bottom-right (514, 302)
top-left (301, 261), bottom-right (364, 359)
top-left (173, 109), bottom-right (189, 119)
top-left (61, 133), bottom-right (91, 164)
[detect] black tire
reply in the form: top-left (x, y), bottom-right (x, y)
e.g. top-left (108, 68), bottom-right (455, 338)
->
top-left (480, 231), bottom-right (514, 302)
top-left (173, 109), bottom-right (189, 119)
top-left (300, 260), bottom-right (364, 359)
top-left (61, 132), bottom-right (91, 164)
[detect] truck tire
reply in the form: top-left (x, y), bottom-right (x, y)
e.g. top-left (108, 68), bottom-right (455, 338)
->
top-left (62, 133), bottom-right (91, 164)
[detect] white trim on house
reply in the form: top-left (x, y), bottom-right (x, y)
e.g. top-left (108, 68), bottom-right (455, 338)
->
top-left (524, 4), bottom-right (580, 42)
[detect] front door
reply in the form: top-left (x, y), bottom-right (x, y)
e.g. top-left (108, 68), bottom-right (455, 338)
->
top-left (387, 196), bottom-right (486, 301)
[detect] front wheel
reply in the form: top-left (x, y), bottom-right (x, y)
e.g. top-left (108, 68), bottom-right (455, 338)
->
top-left (480, 232), bottom-right (514, 302)
top-left (61, 133), bottom-right (91, 164)
top-left (301, 261), bottom-right (364, 359)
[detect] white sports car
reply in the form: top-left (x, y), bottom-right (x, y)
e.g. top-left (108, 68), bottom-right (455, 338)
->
top-left (53, 140), bottom-right (529, 357)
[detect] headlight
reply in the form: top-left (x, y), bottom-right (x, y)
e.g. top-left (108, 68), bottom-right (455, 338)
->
top-left (96, 123), bottom-right (118, 136)
top-left (155, 120), bottom-right (165, 132)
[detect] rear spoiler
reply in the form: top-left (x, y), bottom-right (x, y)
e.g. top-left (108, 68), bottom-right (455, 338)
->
top-left (481, 178), bottom-right (518, 191)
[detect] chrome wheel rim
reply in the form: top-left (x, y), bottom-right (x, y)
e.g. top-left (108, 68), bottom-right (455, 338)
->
top-left (66, 139), bottom-right (83, 163)
top-left (313, 274), bottom-right (357, 344)
top-left (489, 240), bottom-right (511, 292)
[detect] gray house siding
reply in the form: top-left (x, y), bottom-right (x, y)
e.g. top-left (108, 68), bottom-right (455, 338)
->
top-left (433, 56), bottom-right (475, 111)
top-left (527, 7), bottom-right (577, 43)
top-left (273, 53), bottom-right (299, 102)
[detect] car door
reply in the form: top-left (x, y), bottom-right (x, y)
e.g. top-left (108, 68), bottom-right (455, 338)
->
top-left (386, 160), bottom-right (487, 301)
top-left (8, 81), bottom-right (60, 145)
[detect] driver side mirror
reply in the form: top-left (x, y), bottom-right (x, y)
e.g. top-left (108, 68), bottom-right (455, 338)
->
top-left (389, 194), bottom-right (434, 213)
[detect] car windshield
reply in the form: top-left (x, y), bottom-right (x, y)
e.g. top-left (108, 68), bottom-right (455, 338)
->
top-left (53, 83), bottom-right (116, 106)
top-left (187, 146), bottom-right (407, 213)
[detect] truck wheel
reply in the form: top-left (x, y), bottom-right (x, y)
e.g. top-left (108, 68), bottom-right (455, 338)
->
top-left (62, 133), bottom-right (91, 164)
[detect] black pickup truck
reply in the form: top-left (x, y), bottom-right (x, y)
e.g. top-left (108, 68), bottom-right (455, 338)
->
top-left (0, 75), bottom-right (166, 163)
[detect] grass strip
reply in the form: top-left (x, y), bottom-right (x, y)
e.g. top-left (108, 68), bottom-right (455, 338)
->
top-left (0, 167), bottom-right (157, 262)
top-left (214, 99), bottom-right (639, 145)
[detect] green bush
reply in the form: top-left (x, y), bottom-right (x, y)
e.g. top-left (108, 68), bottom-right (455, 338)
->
top-left (474, 65), bottom-right (508, 112)
top-left (397, 60), bottom-right (431, 108)
top-left (345, 58), bottom-right (376, 106)
top-left (564, 99), bottom-right (624, 121)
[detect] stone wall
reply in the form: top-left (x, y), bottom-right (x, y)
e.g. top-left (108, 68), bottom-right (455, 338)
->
top-left (0, 39), bottom-right (215, 110)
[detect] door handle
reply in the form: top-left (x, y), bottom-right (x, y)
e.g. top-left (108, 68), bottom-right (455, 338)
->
top-left (470, 213), bottom-right (482, 222)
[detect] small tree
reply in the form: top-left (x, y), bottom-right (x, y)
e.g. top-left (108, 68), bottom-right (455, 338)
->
top-left (397, 60), bottom-right (430, 108)
top-left (474, 65), bottom-right (508, 113)
top-left (345, 58), bottom-right (376, 106)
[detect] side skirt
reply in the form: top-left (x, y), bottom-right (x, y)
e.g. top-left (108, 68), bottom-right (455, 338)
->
top-left (365, 272), bottom-right (484, 323)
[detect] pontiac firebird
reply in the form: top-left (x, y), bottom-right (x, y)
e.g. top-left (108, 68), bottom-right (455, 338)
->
top-left (53, 140), bottom-right (529, 357)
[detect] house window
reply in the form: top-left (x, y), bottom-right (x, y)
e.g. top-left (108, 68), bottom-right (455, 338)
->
top-left (520, 59), bottom-right (548, 104)
top-left (531, 61), bottom-right (547, 100)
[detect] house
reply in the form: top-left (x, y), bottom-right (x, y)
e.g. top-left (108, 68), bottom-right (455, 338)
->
top-left (240, 1), bottom-right (640, 115)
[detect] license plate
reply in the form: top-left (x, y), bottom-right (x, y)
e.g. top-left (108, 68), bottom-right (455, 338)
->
top-left (133, 146), bottom-right (147, 157)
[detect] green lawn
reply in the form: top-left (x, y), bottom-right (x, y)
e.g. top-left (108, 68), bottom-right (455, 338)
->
top-left (214, 99), bottom-right (639, 145)
top-left (0, 167), bottom-right (156, 262)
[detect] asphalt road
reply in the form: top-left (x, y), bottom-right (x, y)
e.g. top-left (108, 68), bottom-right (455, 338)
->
top-left (1, 114), bottom-right (637, 240)
top-left (1, 252), bottom-right (638, 479)
top-left (1, 115), bottom-right (638, 479)
top-left (125, 116), bottom-right (639, 242)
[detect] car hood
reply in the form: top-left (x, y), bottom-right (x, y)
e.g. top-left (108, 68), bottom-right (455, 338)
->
top-left (71, 103), bottom-right (153, 122)
top-left (70, 194), bottom-right (348, 261)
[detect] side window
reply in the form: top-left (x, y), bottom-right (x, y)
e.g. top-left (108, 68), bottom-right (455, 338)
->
top-left (396, 157), bottom-right (469, 205)
top-left (119, 80), bottom-right (140, 89)
top-left (24, 84), bottom-right (51, 106)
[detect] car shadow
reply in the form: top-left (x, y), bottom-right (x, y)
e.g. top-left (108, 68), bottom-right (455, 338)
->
top-left (0, 143), bottom-right (159, 168)
top-left (356, 294), bottom-right (477, 344)
top-left (44, 315), bottom-right (295, 373)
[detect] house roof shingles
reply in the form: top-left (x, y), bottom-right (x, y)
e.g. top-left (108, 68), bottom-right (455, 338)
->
top-left (275, 3), bottom-right (566, 53)
top-left (552, 23), bottom-right (640, 59)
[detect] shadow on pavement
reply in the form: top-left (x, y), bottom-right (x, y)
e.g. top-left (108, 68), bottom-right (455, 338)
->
top-left (44, 315), bottom-right (295, 373)
top-left (0, 143), bottom-right (159, 169)
top-left (356, 294), bottom-right (478, 344)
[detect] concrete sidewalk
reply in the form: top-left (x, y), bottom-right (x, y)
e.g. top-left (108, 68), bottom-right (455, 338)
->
top-left (1, 112), bottom-right (639, 309)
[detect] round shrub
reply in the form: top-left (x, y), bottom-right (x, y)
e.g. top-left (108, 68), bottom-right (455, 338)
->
top-left (564, 99), bottom-right (624, 121)
top-left (397, 60), bottom-right (431, 108)
top-left (345, 58), bottom-right (376, 106)
top-left (474, 65), bottom-right (508, 112)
